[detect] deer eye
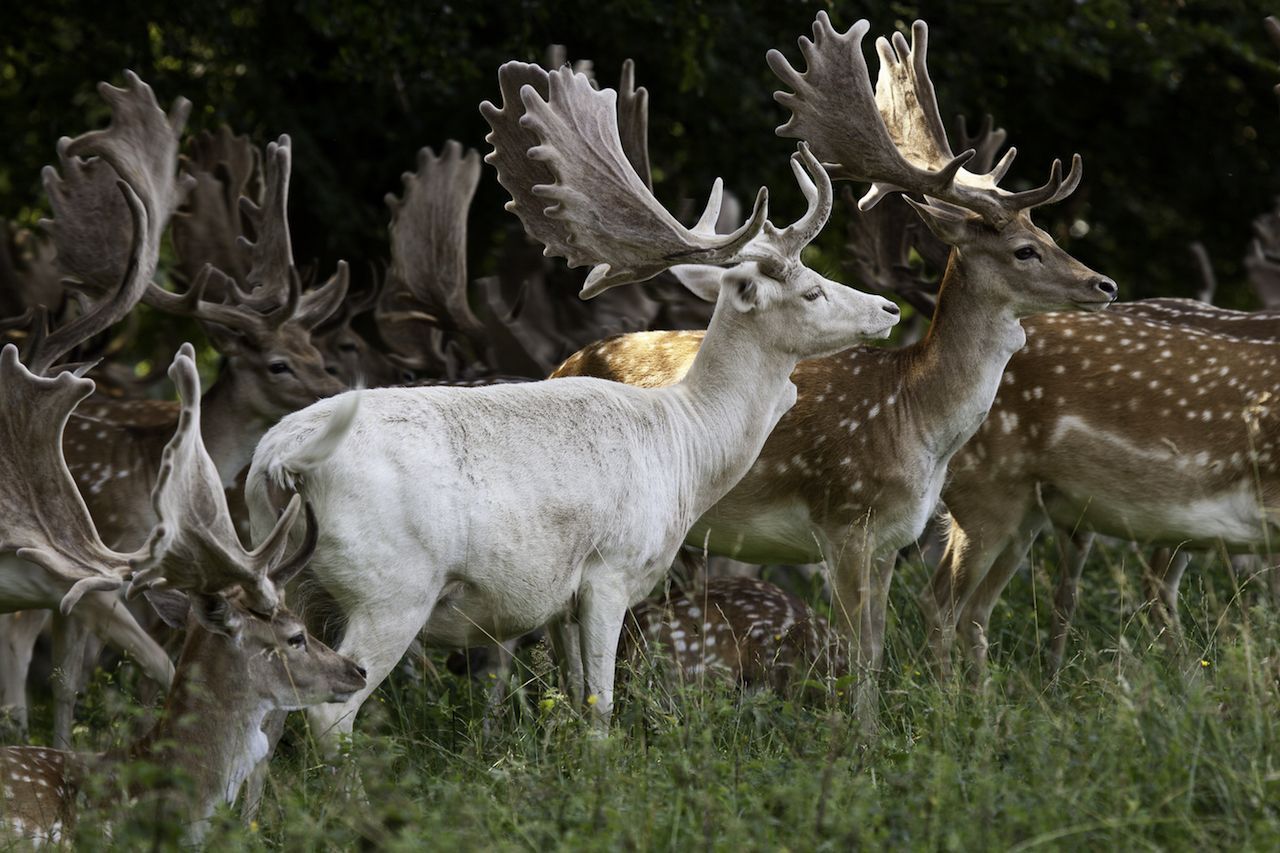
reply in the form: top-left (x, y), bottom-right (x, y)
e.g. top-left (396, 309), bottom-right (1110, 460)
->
top-left (287, 632), bottom-right (307, 649)
top-left (337, 342), bottom-right (358, 353)
top-left (803, 286), bottom-right (823, 302)
top-left (269, 361), bottom-right (293, 375)
top-left (1014, 246), bottom-right (1040, 261)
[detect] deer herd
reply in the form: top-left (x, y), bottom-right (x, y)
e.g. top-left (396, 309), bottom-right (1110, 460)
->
top-left (0, 10), bottom-right (1275, 844)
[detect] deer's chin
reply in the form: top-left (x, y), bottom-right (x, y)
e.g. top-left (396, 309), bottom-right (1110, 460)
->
top-left (1070, 299), bottom-right (1114, 312)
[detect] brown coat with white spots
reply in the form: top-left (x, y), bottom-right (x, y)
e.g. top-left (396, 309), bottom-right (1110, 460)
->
top-left (0, 747), bottom-right (83, 844)
top-left (621, 577), bottom-right (846, 689)
top-left (924, 310), bottom-right (1280, 672)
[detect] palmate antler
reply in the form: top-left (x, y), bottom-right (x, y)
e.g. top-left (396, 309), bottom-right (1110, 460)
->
top-left (171, 125), bottom-right (263, 291)
top-left (482, 63), bottom-right (783, 297)
top-left (768, 14), bottom-right (1081, 227)
top-left (379, 140), bottom-right (484, 353)
top-left (24, 70), bottom-right (192, 373)
top-left (0, 341), bottom-right (315, 617)
top-left (128, 344), bottom-right (314, 613)
top-left (152, 134), bottom-right (349, 334)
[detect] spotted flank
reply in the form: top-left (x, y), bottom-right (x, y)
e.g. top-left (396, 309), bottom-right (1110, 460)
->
top-left (621, 577), bottom-right (846, 689)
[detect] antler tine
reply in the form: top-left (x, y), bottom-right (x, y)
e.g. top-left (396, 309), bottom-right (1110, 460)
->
top-left (483, 63), bottom-right (769, 298)
top-left (0, 345), bottom-right (135, 613)
top-left (129, 343), bottom-right (313, 613)
top-left (237, 135), bottom-right (296, 310)
top-left (383, 141), bottom-right (485, 341)
top-left (771, 14), bottom-right (1081, 227)
top-left (295, 261), bottom-right (351, 331)
top-left (616, 59), bottom-right (652, 190)
top-left (763, 144), bottom-right (833, 255)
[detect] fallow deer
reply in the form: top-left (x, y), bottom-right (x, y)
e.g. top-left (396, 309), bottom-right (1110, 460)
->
top-left (243, 60), bottom-right (898, 750)
top-left (0, 343), bottom-right (365, 845)
top-left (922, 304), bottom-right (1280, 676)
top-left (551, 14), bottom-right (1114, 719)
top-left (622, 577), bottom-right (845, 690)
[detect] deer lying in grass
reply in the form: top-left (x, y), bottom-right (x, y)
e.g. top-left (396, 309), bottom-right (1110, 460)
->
top-left (622, 577), bottom-right (845, 690)
top-left (244, 60), bottom-right (898, 746)
top-left (0, 343), bottom-right (364, 845)
top-left (552, 13), bottom-right (1114, 717)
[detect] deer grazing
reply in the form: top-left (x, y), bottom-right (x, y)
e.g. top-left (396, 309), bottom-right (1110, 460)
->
top-left (552, 13), bottom-right (1114, 719)
top-left (0, 343), bottom-right (365, 845)
top-left (243, 58), bottom-right (898, 749)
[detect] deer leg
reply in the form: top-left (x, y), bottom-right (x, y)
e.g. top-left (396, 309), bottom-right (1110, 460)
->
top-left (922, 489), bottom-right (1035, 679)
top-left (50, 611), bottom-right (93, 750)
top-left (0, 611), bottom-right (49, 742)
top-left (1047, 530), bottom-right (1095, 674)
top-left (576, 579), bottom-right (631, 729)
top-left (828, 540), bottom-right (881, 727)
top-left (548, 617), bottom-right (584, 706)
top-left (304, 601), bottom-right (432, 758)
top-left (955, 516), bottom-right (1041, 679)
top-left (867, 552), bottom-right (896, 673)
top-left (1144, 547), bottom-right (1189, 640)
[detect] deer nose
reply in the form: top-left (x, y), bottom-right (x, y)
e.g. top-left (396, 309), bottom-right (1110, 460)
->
top-left (882, 301), bottom-right (901, 316)
top-left (353, 663), bottom-right (368, 680)
top-left (1092, 277), bottom-right (1118, 300)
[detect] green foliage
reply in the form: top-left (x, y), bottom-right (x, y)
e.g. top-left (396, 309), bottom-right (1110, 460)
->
top-left (2, 0), bottom-right (1279, 306)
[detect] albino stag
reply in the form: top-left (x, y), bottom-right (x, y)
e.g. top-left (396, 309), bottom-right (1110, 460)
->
top-left (0, 343), bottom-right (364, 845)
top-left (552, 13), bottom-right (1114, 714)
top-left (244, 60), bottom-right (897, 745)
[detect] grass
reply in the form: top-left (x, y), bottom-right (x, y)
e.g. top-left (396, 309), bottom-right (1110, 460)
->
top-left (26, 535), bottom-right (1280, 850)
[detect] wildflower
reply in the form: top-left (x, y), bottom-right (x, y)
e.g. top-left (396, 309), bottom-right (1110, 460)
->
top-left (1201, 659), bottom-right (1211, 668)
top-left (587, 694), bottom-right (599, 706)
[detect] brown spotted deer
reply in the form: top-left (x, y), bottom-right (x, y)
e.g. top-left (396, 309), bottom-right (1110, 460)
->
top-left (921, 304), bottom-right (1280, 676)
top-left (0, 343), bottom-right (365, 846)
top-left (552, 13), bottom-right (1114, 719)
top-left (243, 58), bottom-right (898, 752)
top-left (621, 577), bottom-right (845, 690)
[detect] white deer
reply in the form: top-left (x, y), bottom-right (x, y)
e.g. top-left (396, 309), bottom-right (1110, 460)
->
top-left (244, 62), bottom-right (898, 747)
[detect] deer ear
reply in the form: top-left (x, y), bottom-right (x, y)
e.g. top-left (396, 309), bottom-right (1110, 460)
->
top-left (904, 197), bottom-right (973, 245)
top-left (142, 588), bottom-right (190, 628)
top-left (669, 265), bottom-right (725, 302)
top-left (191, 593), bottom-right (244, 639)
top-left (200, 320), bottom-right (248, 356)
top-left (726, 271), bottom-right (762, 313)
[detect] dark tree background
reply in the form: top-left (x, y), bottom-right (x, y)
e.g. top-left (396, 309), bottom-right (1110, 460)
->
top-left (2, 0), bottom-right (1278, 306)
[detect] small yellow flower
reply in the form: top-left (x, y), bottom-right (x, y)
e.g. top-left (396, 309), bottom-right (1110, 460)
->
top-left (1201, 659), bottom-right (1211, 668)
top-left (249, 821), bottom-right (259, 834)
top-left (539, 698), bottom-right (556, 712)
top-left (587, 694), bottom-right (599, 706)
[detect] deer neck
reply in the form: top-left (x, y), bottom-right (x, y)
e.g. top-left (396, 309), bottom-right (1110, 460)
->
top-left (199, 366), bottom-right (274, 488)
top-left (675, 302), bottom-right (800, 498)
top-left (126, 624), bottom-right (270, 835)
top-left (901, 253), bottom-right (1026, 459)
